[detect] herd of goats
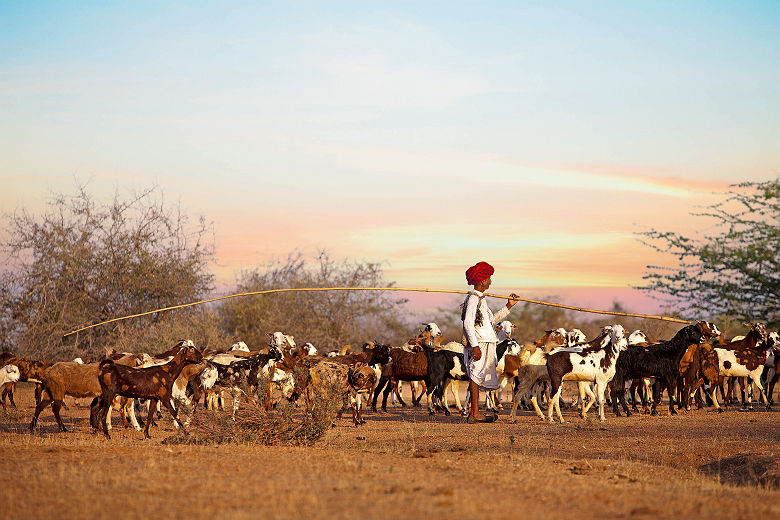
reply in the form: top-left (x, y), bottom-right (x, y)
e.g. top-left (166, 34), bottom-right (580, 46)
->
top-left (0, 318), bottom-right (778, 439)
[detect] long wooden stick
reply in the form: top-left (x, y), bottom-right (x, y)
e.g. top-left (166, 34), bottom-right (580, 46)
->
top-left (62, 286), bottom-right (689, 337)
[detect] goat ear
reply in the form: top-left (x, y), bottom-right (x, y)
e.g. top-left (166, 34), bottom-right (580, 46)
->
top-left (545, 329), bottom-right (553, 334)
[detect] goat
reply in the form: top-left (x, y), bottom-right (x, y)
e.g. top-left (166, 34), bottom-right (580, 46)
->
top-left (269, 331), bottom-right (297, 351)
top-left (486, 338), bottom-right (524, 411)
top-left (301, 342), bottom-right (318, 356)
top-left (611, 321), bottom-right (720, 417)
top-left (713, 322), bottom-right (772, 410)
top-left (764, 332), bottom-right (780, 407)
top-left (305, 361), bottom-right (376, 426)
top-left (210, 348), bottom-right (283, 419)
top-left (1, 357), bottom-right (51, 409)
top-left (677, 341), bottom-right (721, 411)
top-left (292, 343), bottom-right (390, 410)
top-left (170, 362), bottom-right (219, 427)
top-left (229, 341), bottom-right (250, 352)
top-left (371, 334), bottom-right (435, 413)
top-left (28, 352), bottom-right (147, 432)
top-left (566, 329), bottom-right (587, 347)
top-left (429, 339), bottom-right (521, 416)
top-left (92, 345), bottom-right (203, 439)
top-left (0, 364), bottom-right (20, 389)
top-left (508, 330), bottom-right (604, 423)
top-left (30, 362), bottom-right (103, 432)
top-left (546, 325), bottom-right (628, 423)
top-left (496, 320), bottom-right (515, 342)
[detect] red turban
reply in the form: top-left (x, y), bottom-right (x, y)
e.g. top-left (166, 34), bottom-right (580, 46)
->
top-left (465, 261), bottom-right (494, 285)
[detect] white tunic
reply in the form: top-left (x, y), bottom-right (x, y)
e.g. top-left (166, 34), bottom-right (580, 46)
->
top-left (461, 290), bottom-right (510, 391)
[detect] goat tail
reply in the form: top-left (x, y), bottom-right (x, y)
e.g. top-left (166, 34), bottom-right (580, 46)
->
top-left (97, 359), bottom-right (118, 382)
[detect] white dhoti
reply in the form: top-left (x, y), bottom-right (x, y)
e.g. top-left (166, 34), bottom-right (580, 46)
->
top-left (463, 341), bottom-right (499, 391)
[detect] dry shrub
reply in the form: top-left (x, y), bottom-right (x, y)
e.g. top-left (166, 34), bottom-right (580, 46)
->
top-left (163, 373), bottom-right (343, 447)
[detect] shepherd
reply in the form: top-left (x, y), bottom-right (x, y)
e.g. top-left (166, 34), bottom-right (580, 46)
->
top-left (462, 261), bottom-right (519, 423)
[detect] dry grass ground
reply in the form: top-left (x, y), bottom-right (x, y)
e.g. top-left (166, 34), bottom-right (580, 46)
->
top-left (1, 383), bottom-right (778, 519)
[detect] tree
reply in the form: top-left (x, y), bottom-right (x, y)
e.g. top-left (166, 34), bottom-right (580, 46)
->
top-left (0, 183), bottom-right (215, 359)
top-left (218, 251), bottom-right (409, 350)
top-left (638, 179), bottom-right (780, 325)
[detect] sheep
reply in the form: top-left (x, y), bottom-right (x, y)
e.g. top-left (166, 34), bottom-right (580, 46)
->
top-left (92, 344), bottom-right (203, 439)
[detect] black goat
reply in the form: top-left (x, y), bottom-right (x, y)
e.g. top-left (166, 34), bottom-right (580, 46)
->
top-left (610, 321), bottom-right (720, 417)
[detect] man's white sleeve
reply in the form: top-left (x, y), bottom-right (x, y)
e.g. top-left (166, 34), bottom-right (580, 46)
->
top-left (462, 295), bottom-right (480, 348)
top-left (491, 304), bottom-right (510, 326)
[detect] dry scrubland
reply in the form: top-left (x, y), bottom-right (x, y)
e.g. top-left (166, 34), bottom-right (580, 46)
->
top-left (1, 384), bottom-right (779, 520)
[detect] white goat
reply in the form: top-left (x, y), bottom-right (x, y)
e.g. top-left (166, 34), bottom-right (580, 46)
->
top-left (0, 364), bottom-right (20, 386)
top-left (229, 341), bottom-right (250, 352)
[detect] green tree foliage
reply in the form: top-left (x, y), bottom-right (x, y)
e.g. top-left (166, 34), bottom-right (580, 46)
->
top-left (218, 251), bottom-right (409, 351)
top-left (638, 179), bottom-right (780, 325)
top-left (0, 183), bottom-right (215, 359)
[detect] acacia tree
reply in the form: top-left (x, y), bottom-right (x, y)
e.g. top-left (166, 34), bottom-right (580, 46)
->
top-left (219, 251), bottom-right (409, 350)
top-left (0, 183), bottom-right (215, 358)
top-left (638, 179), bottom-right (780, 325)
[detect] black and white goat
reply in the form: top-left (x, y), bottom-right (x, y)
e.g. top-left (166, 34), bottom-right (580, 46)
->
top-left (546, 325), bottom-right (628, 423)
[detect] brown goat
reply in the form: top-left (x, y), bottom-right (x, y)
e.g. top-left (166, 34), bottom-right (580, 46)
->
top-left (291, 344), bottom-right (390, 410)
top-left (371, 347), bottom-right (429, 412)
top-left (93, 345), bottom-right (203, 439)
top-left (29, 361), bottom-right (101, 432)
top-left (678, 342), bottom-right (721, 411)
top-left (2, 357), bottom-right (51, 409)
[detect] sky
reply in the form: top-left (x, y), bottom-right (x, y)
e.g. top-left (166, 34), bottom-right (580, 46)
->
top-left (1, 1), bottom-right (778, 316)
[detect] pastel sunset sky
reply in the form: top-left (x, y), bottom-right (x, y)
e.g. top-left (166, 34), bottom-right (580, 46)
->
top-left (2, 1), bottom-right (778, 315)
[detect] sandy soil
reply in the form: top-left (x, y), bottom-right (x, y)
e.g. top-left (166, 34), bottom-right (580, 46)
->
top-left (1, 383), bottom-right (778, 520)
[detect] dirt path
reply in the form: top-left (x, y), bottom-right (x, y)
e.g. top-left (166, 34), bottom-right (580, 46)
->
top-left (2, 384), bottom-right (778, 519)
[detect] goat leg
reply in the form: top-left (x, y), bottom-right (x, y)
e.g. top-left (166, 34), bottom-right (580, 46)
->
top-left (143, 398), bottom-right (157, 439)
